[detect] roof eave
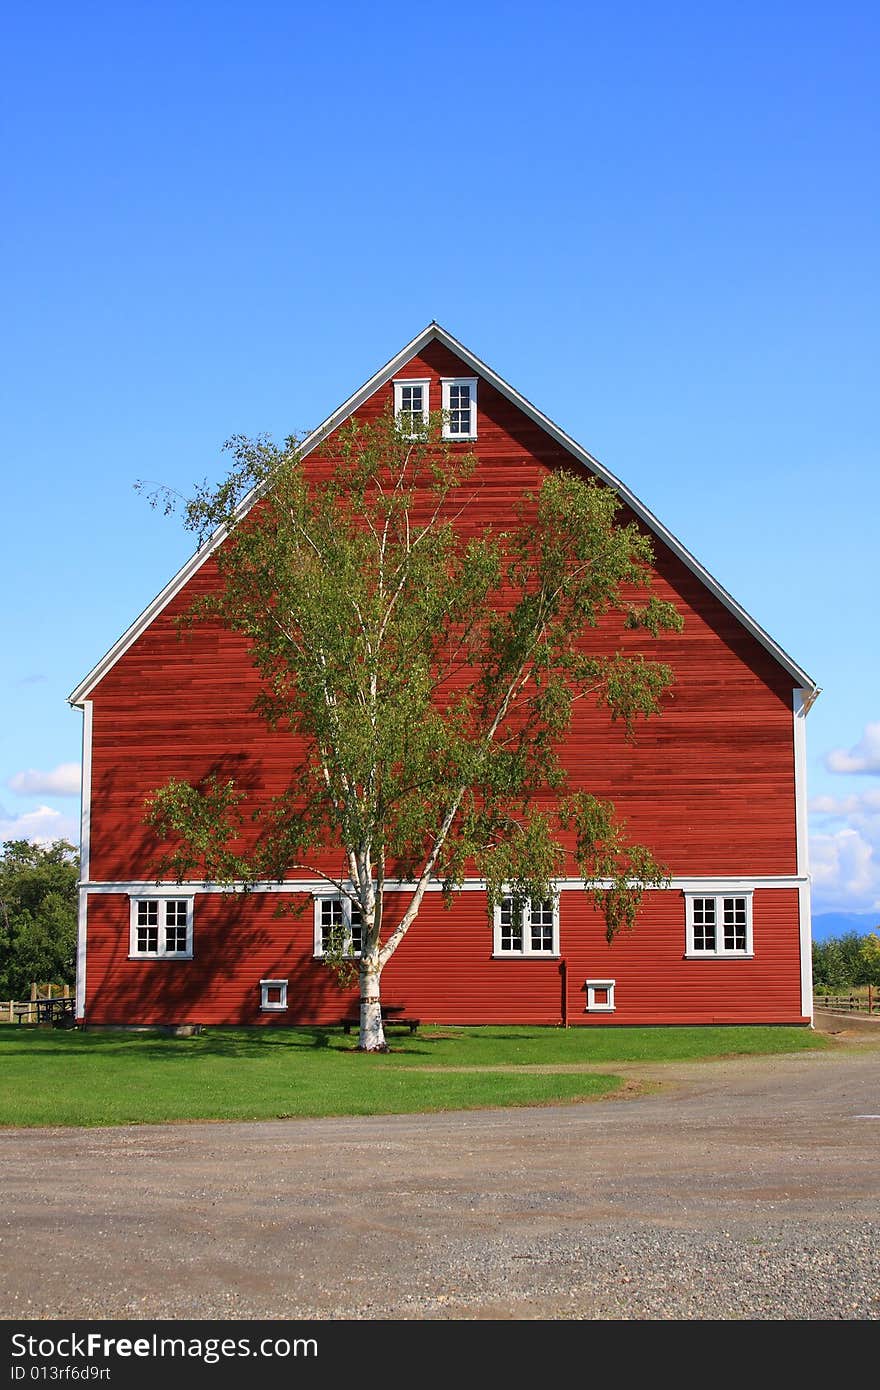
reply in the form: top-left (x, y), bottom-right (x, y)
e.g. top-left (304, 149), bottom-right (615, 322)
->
top-left (68, 321), bottom-right (819, 706)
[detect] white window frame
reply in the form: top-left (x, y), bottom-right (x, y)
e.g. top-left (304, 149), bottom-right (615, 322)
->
top-left (393, 378), bottom-right (430, 436)
top-left (313, 894), bottom-right (363, 959)
top-left (128, 894), bottom-right (194, 959)
top-left (492, 895), bottom-right (560, 958)
top-left (684, 891), bottom-right (754, 958)
top-left (259, 978), bottom-right (288, 1012)
top-left (585, 979), bottom-right (616, 1013)
top-left (441, 377), bottom-right (478, 440)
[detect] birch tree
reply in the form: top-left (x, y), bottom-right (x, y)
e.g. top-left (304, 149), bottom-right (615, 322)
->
top-left (142, 410), bottom-right (683, 1050)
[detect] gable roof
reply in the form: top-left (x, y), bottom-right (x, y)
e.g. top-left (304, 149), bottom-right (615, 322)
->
top-left (69, 322), bottom-right (819, 707)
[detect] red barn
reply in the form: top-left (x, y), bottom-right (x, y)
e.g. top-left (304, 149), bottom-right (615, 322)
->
top-left (68, 324), bottom-right (819, 1029)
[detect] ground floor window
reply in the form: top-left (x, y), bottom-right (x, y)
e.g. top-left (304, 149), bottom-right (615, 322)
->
top-left (128, 896), bottom-right (194, 958)
top-left (685, 891), bottom-right (753, 957)
top-left (493, 896), bottom-right (559, 956)
top-left (313, 894), bottom-right (363, 958)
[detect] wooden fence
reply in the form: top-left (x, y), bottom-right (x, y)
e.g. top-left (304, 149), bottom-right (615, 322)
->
top-left (0, 983), bottom-right (73, 1024)
top-left (814, 988), bottom-right (877, 1016)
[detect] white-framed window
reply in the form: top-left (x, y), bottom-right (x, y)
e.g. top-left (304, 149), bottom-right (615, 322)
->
top-left (684, 892), bottom-right (754, 957)
top-left (441, 377), bottom-right (477, 439)
top-left (493, 896), bottom-right (559, 957)
top-left (129, 896), bottom-right (194, 959)
top-left (260, 978), bottom-right (288, 1011)
top-left (313, 895), bottom-right (364, 958)
top-left (393, 378), bottom-right (430, 436)
top-left (585, 979), bottom-right (616, 1013)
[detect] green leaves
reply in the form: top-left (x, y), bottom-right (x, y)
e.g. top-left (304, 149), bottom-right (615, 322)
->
top-left (0, 840), bottom-right (78, 997)
top-left (812, 930), bottom-right (880, 990)
top-left (145, 777), bottom-right (250, 884)
top-left (142, 406), bottom-right (682, 956)
top-left (560, 794), bottom-right (669, 941)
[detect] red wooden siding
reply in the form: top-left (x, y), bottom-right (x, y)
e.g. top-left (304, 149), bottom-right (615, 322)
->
top-left (79, 338), bottom-right (806, 1027)
top-left (86, 344), bottom-right (798, 884)
top-left (82, 888), bottom-right (806, 1027)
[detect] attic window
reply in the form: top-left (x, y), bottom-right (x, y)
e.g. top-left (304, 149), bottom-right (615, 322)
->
top-left (441, 378), bottom-right (477, 440)
top-left (393, 378), bottom-right (430, 436)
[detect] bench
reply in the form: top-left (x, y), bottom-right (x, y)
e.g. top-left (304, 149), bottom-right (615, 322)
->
top-left (342, 1005), bottom-right (420, 1035)
top-left (15, 998), bottom-right (75, 1027)
top-left (38, 997), bottom-right (75, 1027)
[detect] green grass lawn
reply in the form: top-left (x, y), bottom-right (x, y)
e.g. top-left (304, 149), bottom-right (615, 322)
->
top-left (0, 1023), bottom-right (827, 1128)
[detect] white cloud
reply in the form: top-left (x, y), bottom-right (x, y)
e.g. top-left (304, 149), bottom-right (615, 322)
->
top-left (809, 828), bottom-right (880, 913)
top-left (809, 783), bottom-right (880, 911)
top-left (0, 804), bottom-right (80, 846)
top-left (7, 763), bottom-right (81, 797)
top-left (810, 788), bottom-right (880, 818)
top-left (813, 725), bottom-right (880, 908)
top-left (825, 722), bottom-right (880, 775)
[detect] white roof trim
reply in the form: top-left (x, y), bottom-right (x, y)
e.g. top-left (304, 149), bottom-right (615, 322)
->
top-left (69, 322), bottom-right (818, 706)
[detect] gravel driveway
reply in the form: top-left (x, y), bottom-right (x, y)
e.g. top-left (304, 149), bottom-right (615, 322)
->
top-left (1, 1029), bottom-right (878, 1321)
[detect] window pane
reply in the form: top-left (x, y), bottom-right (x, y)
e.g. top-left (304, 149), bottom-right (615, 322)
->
top-left (723, 897), bottom-right (747, 951)
top-left (399, 384), bottom-right (425, 434)
top-left (692, 898), bottom-right (716, 950)
top-left (320, 898), bottom-right (343, 952)
top-left (350, 904), bottom-right (363, 955)
top-left (448, 383), bottom-right (471, 434)
top-left (530, 899), bottom-right (554, 951)
top-left (499, 897), bottom-right (522, 952)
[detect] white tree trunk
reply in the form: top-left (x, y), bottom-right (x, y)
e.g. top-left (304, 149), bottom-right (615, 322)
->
top-left (358, 960), bottom-right (387, 1052)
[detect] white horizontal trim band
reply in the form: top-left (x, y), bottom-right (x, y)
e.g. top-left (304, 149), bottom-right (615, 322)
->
top-left (684, 952), bottom-right (755, 959)
top-left (81, 874), bottom-right (809, 895)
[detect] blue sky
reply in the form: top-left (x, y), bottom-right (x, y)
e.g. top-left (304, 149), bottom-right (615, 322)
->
top-left (2, 1), bottom-right (878, 917)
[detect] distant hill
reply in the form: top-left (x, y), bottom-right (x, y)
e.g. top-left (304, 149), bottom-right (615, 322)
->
top-left (812, 911), bottom-right (880, 942)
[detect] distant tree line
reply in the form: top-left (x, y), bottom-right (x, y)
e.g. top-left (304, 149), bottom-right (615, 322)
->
top-left (812, 930), bottom-right (880, 992)
top-left (0, 840), bottom-right (77, 999)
